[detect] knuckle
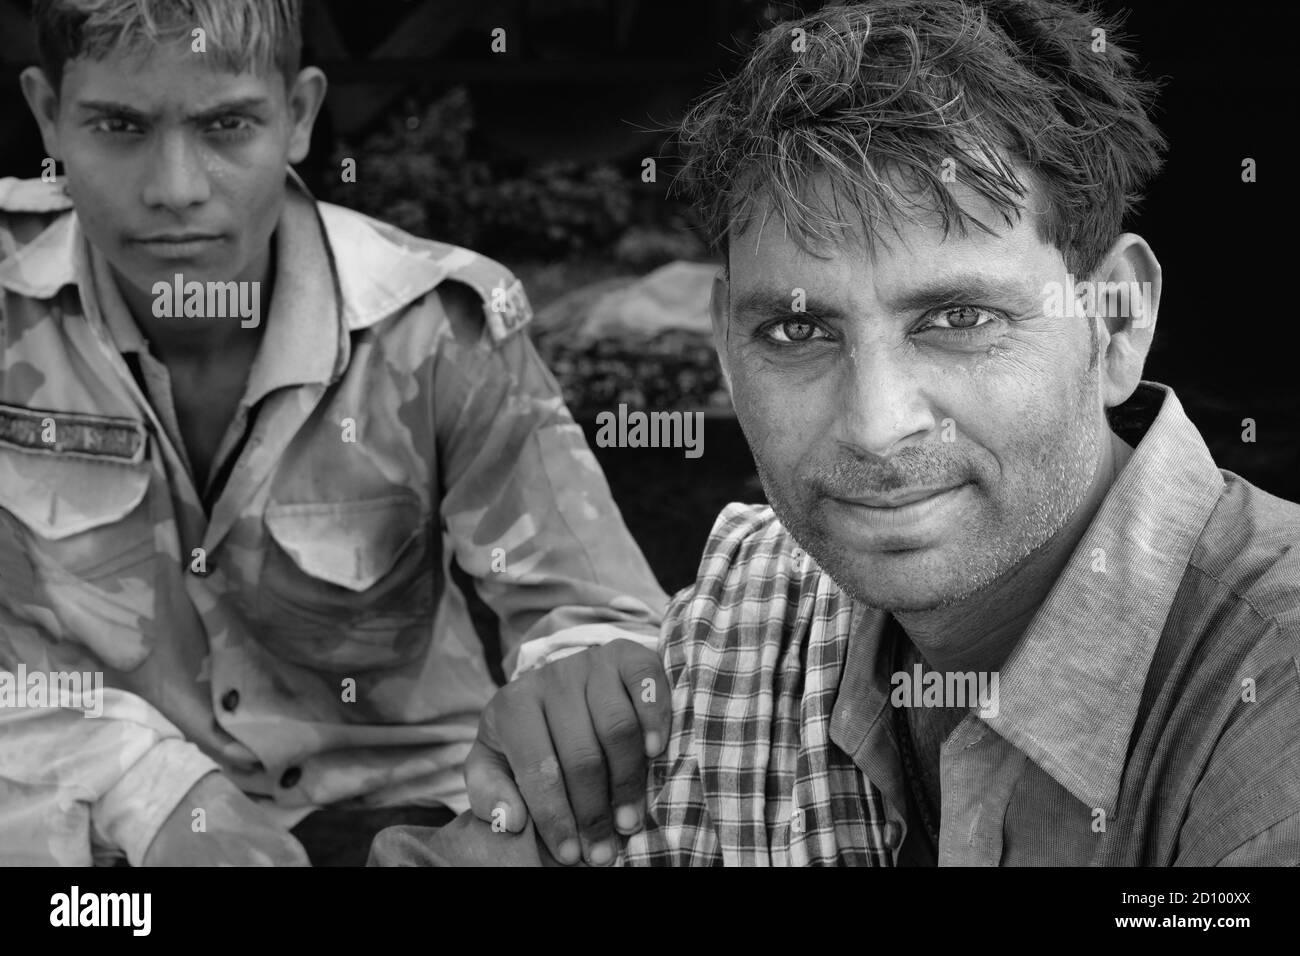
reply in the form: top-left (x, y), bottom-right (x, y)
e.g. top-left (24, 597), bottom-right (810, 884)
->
top-left (500, 673), bottom-right (538, 703)
top-left (475, 706), bottom-right (508, 749)
top-left (487, 686), bottom-right (523, 723)
top-left (520, 792), bottom-right (573, 836)
top-left (532, 807), bottom-right (573, 841)
top-left (614, 636), bottom-right (657, 661)
top-left (517, 753), bottom-right (565, 790)
top-left (562, 747), bottom-right (606, 782)
top-left (608, 768), bottom-right (645, 802)
top-left (516, 812), bottom-right (571, 842)
top-left (595, 711), bottom-right (642, 749)
top-left (627, 658), bottom-right (666, 690)
top-left (539, 658), bottom-right (580, 694)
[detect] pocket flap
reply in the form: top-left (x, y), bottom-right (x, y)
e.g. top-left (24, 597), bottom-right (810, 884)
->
top-left (0, 448), bottom-right (151, 539)
top-left (264, 494), bottom-right (423, 592)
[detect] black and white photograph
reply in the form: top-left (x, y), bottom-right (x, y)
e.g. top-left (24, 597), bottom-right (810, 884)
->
top-left (0, 0), bottom-right (1295, 935)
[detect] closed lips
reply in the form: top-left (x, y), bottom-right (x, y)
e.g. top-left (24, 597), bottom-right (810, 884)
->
top-left (839, 485), bottom-right (961, 508)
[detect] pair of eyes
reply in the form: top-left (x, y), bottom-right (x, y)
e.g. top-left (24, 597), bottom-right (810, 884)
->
top-left (88, 115), bottom-right (255, 137)
top-left (761, 305), bottom-right (998, 344)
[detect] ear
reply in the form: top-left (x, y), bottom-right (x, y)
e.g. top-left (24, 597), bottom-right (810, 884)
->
top-left (1089, 233), bottom-right (1161, 410)
top-left (284, 66), bottom-right (328, 165)
top-left (709, 269), bottom-right (732, 391)
top-left (19, 67), bottom-right (63, 161)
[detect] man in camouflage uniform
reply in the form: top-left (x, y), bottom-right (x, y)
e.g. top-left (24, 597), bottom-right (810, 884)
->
top-left (0, 0), bottom-right (668, 865)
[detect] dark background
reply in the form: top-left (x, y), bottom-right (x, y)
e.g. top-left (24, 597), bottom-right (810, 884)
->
top-left (1, 0), bottom-right (1295, 594)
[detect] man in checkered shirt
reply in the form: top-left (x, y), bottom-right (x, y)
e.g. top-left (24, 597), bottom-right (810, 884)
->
top-left (373, 0), bottom-right (1300, 866)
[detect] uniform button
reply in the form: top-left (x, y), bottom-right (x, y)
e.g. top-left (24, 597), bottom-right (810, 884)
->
top-left (220, 689), bottom-right (240, 712)
top-left (280, 766), bottom-right (302, 789)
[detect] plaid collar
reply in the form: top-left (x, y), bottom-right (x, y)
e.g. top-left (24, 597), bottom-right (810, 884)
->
top-left (623, 504), bottom-right (896, 866)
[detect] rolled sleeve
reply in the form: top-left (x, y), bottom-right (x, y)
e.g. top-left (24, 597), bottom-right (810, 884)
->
top-left (93, 738), bottom-right (221, 866)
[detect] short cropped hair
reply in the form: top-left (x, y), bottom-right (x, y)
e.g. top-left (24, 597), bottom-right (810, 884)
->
top-left (33, 0), bottom-right (302, 92)
top-left (676, 0), bottom-right (1167, 279)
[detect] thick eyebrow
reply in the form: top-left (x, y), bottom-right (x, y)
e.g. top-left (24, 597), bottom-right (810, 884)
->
top-left (73, 96), bottom-right (272, 123)
top-left (883, 275), bottom-right (1040, 313)
top-left (730, 288), bottom-right (845, 320)
top-left (731, 274), bottom-right (1039, 320)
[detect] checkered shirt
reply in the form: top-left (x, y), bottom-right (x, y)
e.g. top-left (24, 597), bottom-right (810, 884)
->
top-left (619, 503), bottom-right (896, 866)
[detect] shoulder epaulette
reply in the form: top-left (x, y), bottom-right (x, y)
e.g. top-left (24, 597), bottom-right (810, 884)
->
top-left (433, 245), bottom-right (534, 346)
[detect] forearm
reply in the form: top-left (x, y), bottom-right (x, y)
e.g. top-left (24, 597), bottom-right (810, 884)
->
top-left (0, 684), bottom-right (219, 865)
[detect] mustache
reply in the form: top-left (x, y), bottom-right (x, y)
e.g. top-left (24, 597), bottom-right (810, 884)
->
top-left (809, 447), bottom-right (967, 498)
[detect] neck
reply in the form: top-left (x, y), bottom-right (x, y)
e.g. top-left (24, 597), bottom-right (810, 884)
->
top-left (895, 428), bottom-right (1134, 674)
top-left (117, 244), bottom-right (274, 366)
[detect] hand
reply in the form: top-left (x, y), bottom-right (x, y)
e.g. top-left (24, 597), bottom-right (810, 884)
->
top-left (466, 635), bottom-right (669, 866)
top-left (142, 771), bottom-right (311, 866)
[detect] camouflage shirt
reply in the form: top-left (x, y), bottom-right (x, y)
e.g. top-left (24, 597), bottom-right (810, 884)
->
top-left (0, 174), bottom-right (667, 865)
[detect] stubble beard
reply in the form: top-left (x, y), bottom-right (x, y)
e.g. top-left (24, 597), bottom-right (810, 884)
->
top-left (750, 366), bottom-right (1107, 612)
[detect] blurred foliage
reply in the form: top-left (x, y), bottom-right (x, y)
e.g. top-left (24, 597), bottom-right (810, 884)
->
top-left (325, 87), bottom-right (639, 259)
top-left (323, 85), bottom-right (722, 413)
top-left (543, 331), bottom-right (731, 414)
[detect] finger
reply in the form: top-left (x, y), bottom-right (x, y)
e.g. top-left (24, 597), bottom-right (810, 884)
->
top-left (586, 661), bottom-right (649, 836)
top-left (541, 675), bottom-right (619, 866)
top-left (465, 737), bottom-right (527, 834)
top-left (616, 643), bottom-right (672, 757)
top-left (495, 689), bottom-right (583, 866)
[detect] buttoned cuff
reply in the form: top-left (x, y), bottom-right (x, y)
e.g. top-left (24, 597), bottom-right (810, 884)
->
top-left (510, 624), bottom-right (661, 681)
top-left (92, 739), bottom-right (222, 866)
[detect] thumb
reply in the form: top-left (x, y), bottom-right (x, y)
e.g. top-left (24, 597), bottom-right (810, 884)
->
top-left (465, 737), bottom-right (528, 834)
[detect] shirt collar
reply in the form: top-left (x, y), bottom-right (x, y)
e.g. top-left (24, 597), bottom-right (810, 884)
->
top-left (985, 381), bottom-right (1224, 813)
top-left (242, 172), bottom-right (346, 401)
top-left (0, 206), bottom-right (80, 298)
top-left (87, 230), bottom-right (147, 354)
top-left (832, 382), bottom-right (1226, 815)
top-left (1, 170), bottom-right (450, 401)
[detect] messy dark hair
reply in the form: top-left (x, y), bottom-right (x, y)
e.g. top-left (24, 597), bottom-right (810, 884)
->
top-left (33, 0), bottom-right (302, 92)
top-left (675, 0), bottom-right (1167, 279)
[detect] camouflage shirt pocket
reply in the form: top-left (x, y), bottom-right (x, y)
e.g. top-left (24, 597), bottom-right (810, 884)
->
top-left (258, 492), bottom-right (437, 671)
top-left (0, 444), bottom-right (157, 671)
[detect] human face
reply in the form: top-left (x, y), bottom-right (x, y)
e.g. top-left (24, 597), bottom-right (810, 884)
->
top-left (715, 177), bottom-right (1107, 612)
top-left (23, 40), bottom-right (319, 305)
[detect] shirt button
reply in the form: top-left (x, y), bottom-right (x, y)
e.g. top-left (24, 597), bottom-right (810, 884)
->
top-left (280, 766), bottom-right (302, 789)
top-left (220, 689), bottom-right (240, 712)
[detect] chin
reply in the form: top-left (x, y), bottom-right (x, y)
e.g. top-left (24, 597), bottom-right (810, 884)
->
top-left (803, 539), bottom-right (968, 611)
top-left (829, 565), bottom-right (954, 611)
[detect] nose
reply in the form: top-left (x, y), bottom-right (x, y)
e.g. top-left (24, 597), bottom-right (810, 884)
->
top-left (836, 340), bottom-right (937, 460)
top-left (140, 131), bottom-right (212, 211)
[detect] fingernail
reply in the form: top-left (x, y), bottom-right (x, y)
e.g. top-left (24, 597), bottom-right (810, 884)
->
top-left (644, 731), bottom-right (662, 756)
top-left (589, 841), bottom-right (615, 866)
top-left (558, 839), bottom-right (581, 865)
top-left (615, 804), bottom-right (641, 833)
